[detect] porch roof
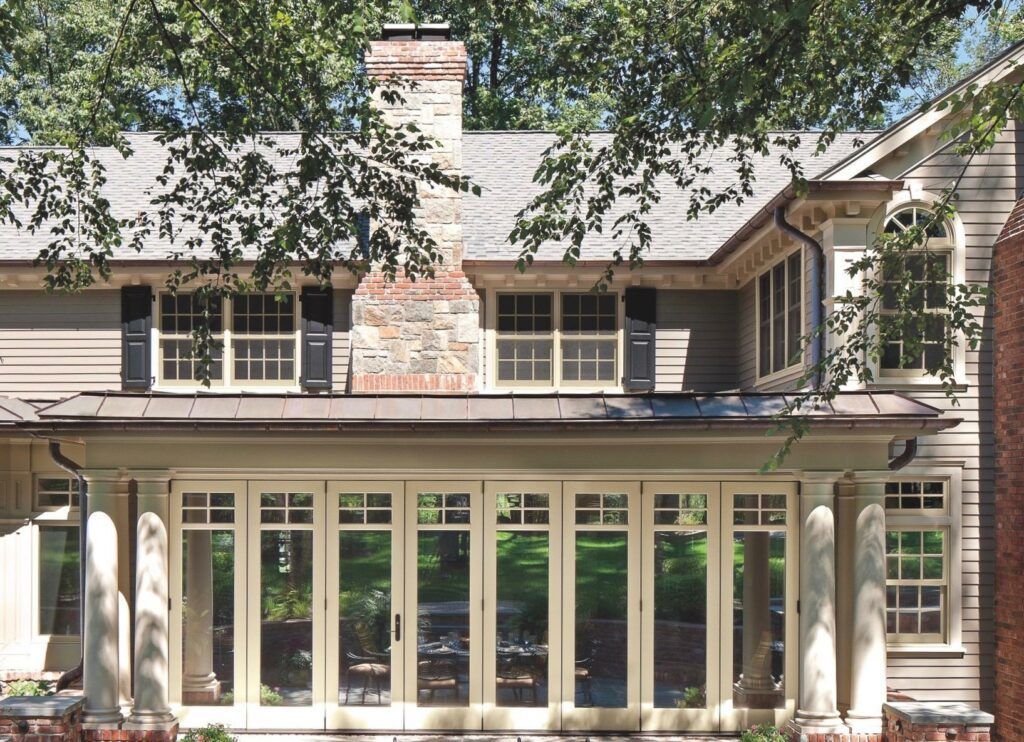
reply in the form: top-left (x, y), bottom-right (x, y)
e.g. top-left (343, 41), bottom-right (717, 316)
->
top-left (0, 395), bottom-right (40, 425)
top-left (22, 390), bottom-right (957, 434)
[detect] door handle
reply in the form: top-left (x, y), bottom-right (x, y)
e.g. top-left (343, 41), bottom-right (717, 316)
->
top-left (394, 613), bottom-right (401, 642)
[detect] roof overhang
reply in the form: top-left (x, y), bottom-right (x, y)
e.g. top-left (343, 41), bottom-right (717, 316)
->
top-left (21, 391), bottom-right (958, 438)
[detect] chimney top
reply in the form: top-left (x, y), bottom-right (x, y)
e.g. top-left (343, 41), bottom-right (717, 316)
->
top-left (381, 22), bottom-right (452, 42)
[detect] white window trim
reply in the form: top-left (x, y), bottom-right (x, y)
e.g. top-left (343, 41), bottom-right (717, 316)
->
top-left (32, 473), bottom-right (79, 515)
top-left (152, 291), bottom-right (303, 393)
top-left (484, 288), bottom-right (624, 393)
top-left (884, 467), bottom-right (963, 653)
top-left (32, 517), bottom-right (81, 642)
top-left (867, 197), bottom-right (968, 386)
top-left (754, 246), bottom-right (806, 385)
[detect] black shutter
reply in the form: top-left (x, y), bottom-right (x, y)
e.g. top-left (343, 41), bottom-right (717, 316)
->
top-left (301, 286), bottom-right (333, 390)
top-left (121, 286), bottom-right (152, 389)
top-left (623, 287), bottom-right (657, 392)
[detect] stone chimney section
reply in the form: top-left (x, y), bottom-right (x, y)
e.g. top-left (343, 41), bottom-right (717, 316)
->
top-left (351, 25), bottom-right (480, 393)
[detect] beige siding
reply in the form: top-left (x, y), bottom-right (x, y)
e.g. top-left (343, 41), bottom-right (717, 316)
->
top-left (331, 289), bottom-right (353, 392)
top-left (0, 290), bottom-right (121, 399)
top-left (655, 289), bottom-right (739, 391)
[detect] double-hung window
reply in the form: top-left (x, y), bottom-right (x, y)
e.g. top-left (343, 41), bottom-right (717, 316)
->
top-left (494, 291), bottom-right (619, 388)
top-left (158, 292), bottom-right (298, 387)
top-left (879, 207), bottom-right (953, 376)
top-left (757, 251), bottom-right (803, 379)
top-left (884, 478), bottom-right (958, 645)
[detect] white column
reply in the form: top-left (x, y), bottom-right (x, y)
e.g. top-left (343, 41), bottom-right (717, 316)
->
top-left (790, 472), bottom-right (848, 734)
top-left (82, 470), bottom-right (127, 726)
top-left (845, 472), bottom-right (889, 733)
top-left (181, 530), bottom-right (221, 702)
top-left (125, 473), bottom-right (176, 730)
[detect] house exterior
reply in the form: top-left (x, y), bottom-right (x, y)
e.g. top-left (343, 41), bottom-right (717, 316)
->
top-left (0, 24), bottom-right (1019, 739)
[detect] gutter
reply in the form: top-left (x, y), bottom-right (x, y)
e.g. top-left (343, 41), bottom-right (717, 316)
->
top-left (47, 441), bottom-right (86, 693)
top-left (773, 206), bottom-right (825, 388)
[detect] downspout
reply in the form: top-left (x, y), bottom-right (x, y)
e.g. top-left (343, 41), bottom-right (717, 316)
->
top-left (888, 437), bottom-right (919, 470)
top-left (48, 440), bottom-right (86, 692)
top-left (773, 206), bottom-right (824, 389)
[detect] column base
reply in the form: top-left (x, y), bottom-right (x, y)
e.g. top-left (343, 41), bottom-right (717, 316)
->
top-left (784, 711), bottom-right (849, 736)
top-left (844, 709), bottom-right (884, 734)
top-left (123, 710), bottom-right (177, 731)
top-left (733, 679), bottom-right (784, 709)
top-left (81, 710), bottom-right (124, 728)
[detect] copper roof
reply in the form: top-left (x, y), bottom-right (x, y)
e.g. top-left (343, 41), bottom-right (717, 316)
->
top-left (20, 390), bottom-right (957, 434)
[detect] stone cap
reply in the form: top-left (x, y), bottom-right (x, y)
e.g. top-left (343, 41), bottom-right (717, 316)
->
top-left (0, 695), bottom-right (85, 719)
top-left (883, 701), bottom-right (995, 726)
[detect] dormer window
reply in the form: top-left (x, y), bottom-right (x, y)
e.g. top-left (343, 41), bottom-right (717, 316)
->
top-left (492, 291), bottom-right (620, 389)
top-left (757, 250), bottom-right (803, 380)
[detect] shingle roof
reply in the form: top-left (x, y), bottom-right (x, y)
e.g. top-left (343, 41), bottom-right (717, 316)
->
top-left (0, 130), bottom-right (872, 265)
top-left (23, 390), bottom-right (956, 434)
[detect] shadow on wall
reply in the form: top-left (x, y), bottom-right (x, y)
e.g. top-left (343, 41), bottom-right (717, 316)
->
top-left (657, 289), bottom-right (739, 393)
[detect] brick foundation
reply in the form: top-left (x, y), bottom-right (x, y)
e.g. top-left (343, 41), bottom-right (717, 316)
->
top-left (81, 728), bottom-right (178, 742)
top-left (993, 197), bottom-right (1024, 742)
top-left (0, 696), bottom-right (84, 742)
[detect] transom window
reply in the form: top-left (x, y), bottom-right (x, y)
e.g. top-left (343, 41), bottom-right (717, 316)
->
top-left (653, 493), bottom-right (708, 526)
top-left (417, 492), bottom-right (471, 524)
top-left (885, 480), bottom-right (946, 513)
top-left (757, 251), bottom-right (803, 379)
top-left (494, 291), bottom-right (619, 388)
top-left (35, 476), bottom-right (78, 509)
top-left (158, 292), bottom-right (298, 387)
top-left (879, 207), bottom-right (954, 375)
top-left (182, 491), bottom-right (236, 524)
top-left (338, 492), bottom-right (392, 524)
top-left (574, 492), bottom-right (629, 525)
top-left (732, 493), bottom-right (787, 525)
top-left (495, 492), bottom-right (550, 524)
top-left (260, 492), bottom-right (314, 524)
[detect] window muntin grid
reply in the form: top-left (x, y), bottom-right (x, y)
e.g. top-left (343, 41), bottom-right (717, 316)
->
top-left (417, 492), bottom-right (471, 524)
top-left (652, 493), bottom-right (708, 526)
top-left (886, 529), bottom-right (946, 640)
top-left (159, 294), bottom-right (224, 382)
top-left (338, 492), bottom-right (392, 524)
top-left (182, 491), bottom-right (236, 524)
top-left (493, 291), bottom-right (619, 389)
top-left (496, 293), bottom-right (553, 384)
top-left (35, 477), bottom-right (78, 509)
top-left (732, 493), bottom-right (787, 526)
top-left (574, 492), bottom-right (629, 525)
top-left (157, 291), bottom-right (298, 387)
top-left (495, 492), bottom-right (550, 525)
top-left (757, 251), bottom-right (803, 379)
top-left (885, 480), bottom-right (946, 513)
top-left (561, 292), bottom-right (617, 383)
top-left (260, 491), bottom-right (314, 524)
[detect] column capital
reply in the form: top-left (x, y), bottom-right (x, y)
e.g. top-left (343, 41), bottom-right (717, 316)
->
top-left (799, 471), bottom-right (844, 499)
top-left (837, 471), bottom-right (890, 502)
top-left (82, 469), bottom-right (130, 498)
top-left (128, 471), bottom-right (172, 497)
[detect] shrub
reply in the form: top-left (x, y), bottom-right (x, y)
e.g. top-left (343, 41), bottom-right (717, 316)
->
top-left (259, 684), bottom-right (282, 706)
top-left (740, 724), bottom-right (788, 742)
top-left (2, 679), bottom-right (52, 697)
top-left (182, 724), bottom-right (236, 742)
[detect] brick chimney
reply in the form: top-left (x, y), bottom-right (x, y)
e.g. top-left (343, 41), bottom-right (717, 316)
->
top-left (350, 23), bottom-right (480, 393)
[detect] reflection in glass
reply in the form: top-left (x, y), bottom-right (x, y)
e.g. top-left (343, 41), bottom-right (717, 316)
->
top-left (654, 531), bottom-right (707, 708)
top-left (38, 526), bottom-right (80, 636)
top-left (495, 531), bottom-right (549, 707)
top-left (339, 531), bottom-right (392, 706)
top-left (732, 531), bottom-right (786, 709)
top-left (417, 531), bottom-right (470, 706)
top-left (260, 530), bottom-right (313, 706)
top-left (575, 532), bottom-right (628, 708)
top-left (182, 530), bottom-right (235, 705)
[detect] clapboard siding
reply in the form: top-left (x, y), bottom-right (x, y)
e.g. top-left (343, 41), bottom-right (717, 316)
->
top-left (655, 290), bottom-right (739, 391)
top-left (331, 289), bottom-right (353, 392)
top-left (0, 290), bottom-right (121, 399)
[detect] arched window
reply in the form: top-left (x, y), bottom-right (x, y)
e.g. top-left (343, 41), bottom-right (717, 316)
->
top-left (878, 206), bottom-right (955, 376)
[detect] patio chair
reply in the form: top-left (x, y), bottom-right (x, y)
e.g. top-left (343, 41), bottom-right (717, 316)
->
top-left (417, 657), bottom-right (459, 702)
top-left (495, 653), bottom-right (541, 705)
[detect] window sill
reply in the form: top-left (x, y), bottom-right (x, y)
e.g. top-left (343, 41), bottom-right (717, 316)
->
top-left (887, 644), bottom-right (965, 659)
top-left (151, 385), bottom-right (302, 394)
top-left (755, 364), bottom-right (804, 389)
top-left (868, 380), bottom-right (969, 393)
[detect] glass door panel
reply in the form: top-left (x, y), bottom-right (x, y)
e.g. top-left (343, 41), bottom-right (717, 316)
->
top-left (719, 483), bottom-right (798, 732)
top-left (246, 481), bottom-right (326, 728)
top-left (483, 482), bottom-right (561, 730)
top-left (170, 481), bottom-right (247, 729)
top-left (403, 482), bottom-right (483, 730)
top-left (561, 482), bottom-right (640, 731)
top-left (641, 482), bottom-right (720, 731)
top-left (326, 482), bottom-right (405, 730)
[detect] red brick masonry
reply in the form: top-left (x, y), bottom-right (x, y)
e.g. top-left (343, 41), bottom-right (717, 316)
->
top-left (993, 196), bottom-right (1024, 742)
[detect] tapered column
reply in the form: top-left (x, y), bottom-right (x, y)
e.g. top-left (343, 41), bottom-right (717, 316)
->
top-left (789, 472), bottom-right (848, 734)
top-left (82, 470), bottom-right (127, 726)
top-left (845, 472), bottom-right (888, 733)
top-left (125, 473), bottom-right (176, 730)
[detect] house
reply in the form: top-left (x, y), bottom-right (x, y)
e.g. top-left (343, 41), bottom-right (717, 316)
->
top-left (0, 23), bottom-right (1018, 740)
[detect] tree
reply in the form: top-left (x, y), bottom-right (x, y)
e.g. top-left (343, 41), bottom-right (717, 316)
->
top-left (0, 0), bottom-right (1021, 463)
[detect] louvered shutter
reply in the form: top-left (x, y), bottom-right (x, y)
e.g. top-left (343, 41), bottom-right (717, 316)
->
top-left (121, 286), bottom-right (152, 389)
top-left (623, 287), bottom-right (657, 391)
top-left (301, 287), bottom-right (333, 390)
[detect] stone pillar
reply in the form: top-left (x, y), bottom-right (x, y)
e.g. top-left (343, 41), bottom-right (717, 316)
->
top-left (181, 530), bottom-right (221, 703)
top-left (788, 472), bottom-right (848, 735)
top-left (351, 25), bottom-right (480, 393)
top-left (125, 473), bottom-right (176, 731)
top-left (734, 532), bottom-right (780, 706)
top-left (844, 472), bottom-right (888, 733)
top-left (82, 470), bottom-right (127, 727)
